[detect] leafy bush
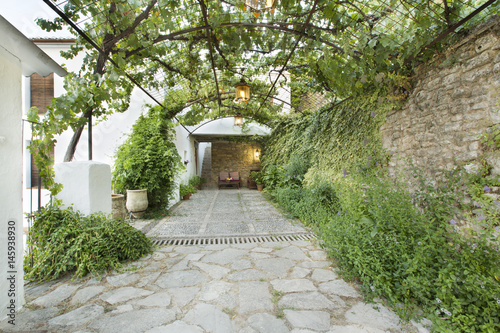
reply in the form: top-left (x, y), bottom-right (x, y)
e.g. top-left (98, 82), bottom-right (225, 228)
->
top-left (272, 168), bottom-right (500, 332)
top-left (262, 165), bottom-right (285, 188)
top-left (188, 175), bottom-right (205, 188)
top-left (113, 105), bottom-right (183, 208)
top-left (261, 98), bottom-right (500, 331)
top-left (282, 153), bottom-right (311, 187)
top-left (179, 183), bottom-right (196, 197)
top-left (24, 204), bottom-right (152, 281)
top-left (250, 171), bottom-right (265, 185)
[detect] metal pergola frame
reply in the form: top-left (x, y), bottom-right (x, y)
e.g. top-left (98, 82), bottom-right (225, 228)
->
top-left (42, 0), bottom-right (499, 160)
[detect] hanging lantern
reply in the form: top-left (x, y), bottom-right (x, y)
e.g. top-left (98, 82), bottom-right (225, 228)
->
top-left (234, 114), bottom-right (243, 127)
top-left (235, 79), bottom-right (250, 103)
top-left (245, 0), bottom-right (277, 12)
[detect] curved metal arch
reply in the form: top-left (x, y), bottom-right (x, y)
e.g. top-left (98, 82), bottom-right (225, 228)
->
top-left (190, 115), bottom-right (272, 134)
top-left (184, 91), bottom-right (295, 110)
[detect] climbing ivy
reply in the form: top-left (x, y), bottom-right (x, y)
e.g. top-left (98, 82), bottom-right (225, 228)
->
top-left (112, 103), bottom-right (184, 208)
top-left (261, 93), bottom-right (500, 332)
top-left (262, 94), bottom-right (400, 183)
top-left (30, 0), bottom-right (498, 193)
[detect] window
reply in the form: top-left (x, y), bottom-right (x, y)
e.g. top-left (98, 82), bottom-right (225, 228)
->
top-left (29, 73), bottom-right (54, 188)
top-left (30, 73), bottom-right (54, 114)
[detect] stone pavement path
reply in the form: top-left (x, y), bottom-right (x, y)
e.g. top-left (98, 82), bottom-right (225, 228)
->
top-left (0, 189), bottom-right (431, 333)
top-left (146, 189), bottom-right (307, 239)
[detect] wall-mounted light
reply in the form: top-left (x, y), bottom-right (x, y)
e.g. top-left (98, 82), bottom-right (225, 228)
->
top-left (234, 114), bottom-right (243, 127)
top-left (254, 149), bottom-right (260, 159)
top-left (235, 79), bottom-right (250, 103)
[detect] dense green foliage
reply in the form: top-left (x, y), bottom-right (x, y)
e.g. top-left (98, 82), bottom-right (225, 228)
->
top-left (112, 104), bottom-right (184, 208)
top-left (263, 98), bottom-right (396, 183)
top-left (189, 175), bottom-right (206, 188)
top-left (261, 100), bottom-right (500, 332)
top-left (272, 170), bottom-right (500, 332)
top-left (179, 183), bottom-right (196, 197)
top-left (30, 0), bottom-right (499, 195)
top-left (25, 204), bottom-right (152, 281)
top-left (250, 171), bottom-right (264, 185)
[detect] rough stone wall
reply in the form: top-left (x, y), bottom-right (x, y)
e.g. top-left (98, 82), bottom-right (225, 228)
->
top-left (211, 141), bottom-right (261, 188)
top-left (381, 17), bottom-right (500, 174)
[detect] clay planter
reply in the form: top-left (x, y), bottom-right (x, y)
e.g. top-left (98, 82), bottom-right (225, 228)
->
top-left (257, 184), bottom-right (264, 191)
top-left (182, 194), bottom-right (190, 200)
top-left (111, 194), bottom-right (126, 220)
top-left (126, 189), bottom-right (148, 218)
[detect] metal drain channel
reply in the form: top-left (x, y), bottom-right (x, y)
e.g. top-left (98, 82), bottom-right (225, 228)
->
top-left (151, 233), bottom-right (316, 246)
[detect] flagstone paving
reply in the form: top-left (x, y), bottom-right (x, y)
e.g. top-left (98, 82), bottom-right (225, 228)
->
top-left (146, 189), bottom-right (307, 238)
top-left (0, 189), bottom-right (431, 333)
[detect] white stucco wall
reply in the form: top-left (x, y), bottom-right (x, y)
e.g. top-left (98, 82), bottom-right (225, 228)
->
top-left (55, 161), bottom-right (112, 215)
top-left (0, 16), bottom-right (66, 323)
top-left (197, 142), bottom-right (209, 176)
top-left (0, 44), bottom-right (25, 323)
top-left (172, 125), bottom-right (197, 205)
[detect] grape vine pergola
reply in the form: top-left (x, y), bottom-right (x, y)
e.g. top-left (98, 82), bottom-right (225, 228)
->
top-left (37, 0), bottom-right (498, 163)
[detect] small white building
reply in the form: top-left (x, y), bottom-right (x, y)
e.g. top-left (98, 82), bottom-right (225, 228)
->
top-left (0, 15), bottom-right (66, 322)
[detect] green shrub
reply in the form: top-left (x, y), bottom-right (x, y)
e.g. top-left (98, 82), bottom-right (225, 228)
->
top-left (261, 165), bottom-right (285, 188)
top-left (179, 183), bottom-right (196, 197)
top-left (24, 204), bottom-right (152, 281)
top-left (260, 91), bottom-right (500, 332)
top-left (282, 154), bottom-right (311, 187)
top-left (250, 171), bottom-right (265, 185)
top-left (273, 168), bottom-right (500, 332)
top-left (188, 175), bottom-right (205, 188)
top-left (113, 105), bottom-right (183, 208)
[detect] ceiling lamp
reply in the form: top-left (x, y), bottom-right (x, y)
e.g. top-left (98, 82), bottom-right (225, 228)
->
top-left (234, 114), bottom-right (243, 127)
top-left (235, 79), bottom-right (250, 103)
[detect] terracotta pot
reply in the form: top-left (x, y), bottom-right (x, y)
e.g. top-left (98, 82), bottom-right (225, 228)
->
top-left (111, 194), bottom-right (126, 220)
top-left (257, 184), bottom-right (264, 191)
top-left (126, 189), bottom-right (148, 218)
top-left (182, 194), bottom-right (190, 200)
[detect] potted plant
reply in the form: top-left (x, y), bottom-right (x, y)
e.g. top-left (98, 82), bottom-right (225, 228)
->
top-left (179, 183), bottom-right (195, 200)
top-left (189, 175), bottom-right (205, 190)
top-left (251, 171), bottom-right (264, 191)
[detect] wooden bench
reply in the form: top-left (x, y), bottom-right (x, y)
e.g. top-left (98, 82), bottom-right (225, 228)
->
top-left (218, 171), bottom-right (241, 189)
top-left (229, 172), bottom-right (241, 189)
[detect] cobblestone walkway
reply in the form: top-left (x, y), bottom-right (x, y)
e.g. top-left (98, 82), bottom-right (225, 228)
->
top-left (147, 189), bottom-right (307, 239)
top-left (0, 189), bottom-right (430, 333)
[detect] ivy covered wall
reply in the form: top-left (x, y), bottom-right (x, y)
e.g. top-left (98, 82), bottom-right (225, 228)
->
top-left (382, 17), bottom-right (500, 176)
top-left (264, 17), bottom-right (500, 184)
top-left (262, 97), bottom-right (395, 184)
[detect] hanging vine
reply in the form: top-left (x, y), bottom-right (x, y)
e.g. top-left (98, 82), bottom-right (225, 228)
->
top-left (30, 0), bottom-right (498, 194)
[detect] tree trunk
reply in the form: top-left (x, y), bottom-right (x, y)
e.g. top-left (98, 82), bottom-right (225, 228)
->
top-left (63, 124), bottom-right (85, 162)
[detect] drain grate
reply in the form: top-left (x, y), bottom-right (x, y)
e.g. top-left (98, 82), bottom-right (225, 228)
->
top-left (151, 232), bottom-right (316, 246)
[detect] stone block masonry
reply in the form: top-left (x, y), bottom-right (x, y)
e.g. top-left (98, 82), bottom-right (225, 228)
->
top-left (381, 16), bottom-right (500, 174)
top-left (211, 141), bottom-right (261, 187)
